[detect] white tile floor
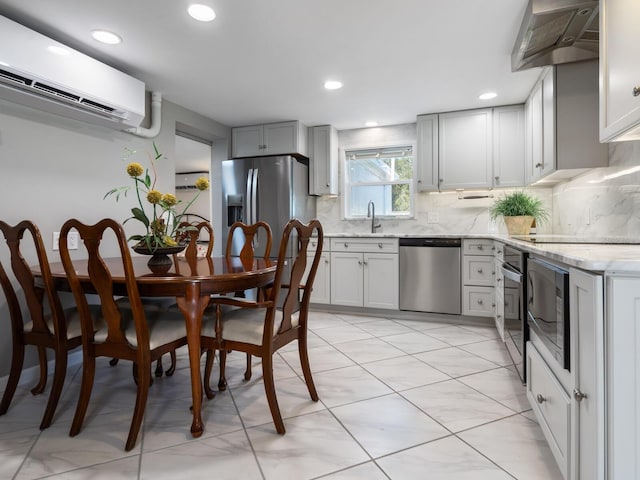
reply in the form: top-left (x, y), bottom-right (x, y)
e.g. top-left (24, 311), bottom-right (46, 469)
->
top-left (0, 311), bottom-right (564, 479)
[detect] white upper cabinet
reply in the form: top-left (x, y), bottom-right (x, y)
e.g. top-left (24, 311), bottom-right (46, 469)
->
top-left (438, 108), bottom-right (493, 190)
top-left (600, 0), bottom-right (640, 142)
top-left (493, 105), bottom-right (525, 187)
top-left (525, 61), bottom-right (607, 185)
top-left (416, 114), bottom-right (439, 192)
top-left (231, 121), bottom-right (307, 158)
top-left (308, 125), bottom-right (338, 195)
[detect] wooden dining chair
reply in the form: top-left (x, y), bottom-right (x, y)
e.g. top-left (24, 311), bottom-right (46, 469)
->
top-left (59, 218), bottom-right (188, 451)
top-left (116, 220), bottom-right (214, 377)
top-left (0, 220), bottom-right (88, 430)
top-left (206, 219), bottom-right (323, 434)
top-left (202, 221), bottom-right (272, 396)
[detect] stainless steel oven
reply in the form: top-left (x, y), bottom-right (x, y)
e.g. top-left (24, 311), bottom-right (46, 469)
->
top-left (526, 256), bottom-right (570, 371)
top-left (501, 245), bottom-right (528, 383)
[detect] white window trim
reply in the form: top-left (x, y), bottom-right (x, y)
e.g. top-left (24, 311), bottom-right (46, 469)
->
top-left (340, 140), bottom-right (417, 220)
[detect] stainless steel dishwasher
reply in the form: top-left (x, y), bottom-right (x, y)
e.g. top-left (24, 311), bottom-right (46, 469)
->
top-left (399, 238), bottom-right (461, 314)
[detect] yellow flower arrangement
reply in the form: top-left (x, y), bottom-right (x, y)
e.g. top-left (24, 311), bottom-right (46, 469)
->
top-left (105, 142), bottom-right (210, 250)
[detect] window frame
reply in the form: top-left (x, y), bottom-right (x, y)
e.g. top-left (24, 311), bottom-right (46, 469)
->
top-left (341, 141), bottom-right (417, 220)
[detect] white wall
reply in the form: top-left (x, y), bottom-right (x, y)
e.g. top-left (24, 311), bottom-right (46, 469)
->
top-left (316, 123), bottom-right (553, 236)
top-left (0, 96), bottom-right (230, 376)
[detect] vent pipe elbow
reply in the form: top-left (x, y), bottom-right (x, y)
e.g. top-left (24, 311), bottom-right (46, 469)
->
top-left (126, 91), bottom-right (162, 138)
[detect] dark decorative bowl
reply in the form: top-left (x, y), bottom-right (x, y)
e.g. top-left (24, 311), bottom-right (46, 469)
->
top-left (132, 244), bottom-right (186, 274)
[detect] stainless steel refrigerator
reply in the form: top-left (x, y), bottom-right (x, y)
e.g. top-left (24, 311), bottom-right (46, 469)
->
top-left (222, 155), bottom-right (316, 259)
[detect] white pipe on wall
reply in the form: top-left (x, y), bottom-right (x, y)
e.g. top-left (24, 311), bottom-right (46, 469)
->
top-left (125, 91), bottom-right (162, 138)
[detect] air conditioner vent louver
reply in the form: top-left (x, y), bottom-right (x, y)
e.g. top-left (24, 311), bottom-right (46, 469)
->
top-left (33, 82), bottom-right (80, 102)
top-left (0, 68), bottom-right (32, 86)
top-left (0, 15), bottom-right (145, 129)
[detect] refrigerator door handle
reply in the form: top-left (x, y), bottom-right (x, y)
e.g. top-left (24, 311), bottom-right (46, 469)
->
top-left (245, 168), bottom-right (254, 224)
top-left (252, 168), bottom-right (260, 248)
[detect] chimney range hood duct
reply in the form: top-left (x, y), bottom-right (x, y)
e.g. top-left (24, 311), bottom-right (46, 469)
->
top-left (511, 0), bottom-right (599, 72)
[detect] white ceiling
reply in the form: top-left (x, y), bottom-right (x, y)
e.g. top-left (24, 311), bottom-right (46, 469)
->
top-left (0, 0), bottom-right (543, 131)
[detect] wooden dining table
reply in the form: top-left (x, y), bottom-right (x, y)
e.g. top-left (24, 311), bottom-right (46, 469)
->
top-left (42, 254), bottom-right (276, 438)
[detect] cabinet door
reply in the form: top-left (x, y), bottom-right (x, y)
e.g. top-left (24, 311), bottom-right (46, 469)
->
top-left (330, 252), bottom-right (363, 307)
top-left (232, 125), bottom-right (263, 158)
top-left (600, 0), bottom-right (640, 142)
top-left (416, 114), bottom-right (439, 191)
top-left (528, 82), bottom-right (544, 183)
top-left (309, 125), bottom-right (338, 195)
top-left (605, 275), bottom-right (640, 480)
top-left (541, 68), bottom-right (556, 177)
top-left (569, 269), bottom-right (604, 480)
top-left (363, 253), bottom-right (398, 310)
top-left (493, 105), bottom-right (524, 187)
top-left (305, 252), bottom-right (331, 304)
top-left (438, 108), bottom-right (493, 190)
top-left (494, 258), bottom-right (505, 341)
top-left (264, 121), bottom-right (299, 156)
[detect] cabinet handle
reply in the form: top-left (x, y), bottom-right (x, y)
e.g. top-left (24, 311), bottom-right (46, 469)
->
top-left (418, 179), bottom-right (422, 183)
top-left (378, 243), bottom-right (383, 249)
top-left (358, 260), bottom-right (363, 265)
top-left (633, 86), bottom-right (640, 97)
top-left (324, 259), bottom-right (329, 264)
top-left (497, 249), bottom-right (502, 254)
top-left (477, 268), bottom-right (483, 274)
top-left (363, 261), bottom-right (368, 266)
top-left (439, 178), bottom-right (443, 183)
top-left (573, 388), bottom-right (588, 402)
top-left (477, 245), bottom-right (483, 250)
top-left (477, 299), bottom-right (484, 305)
top-left (505, 301), bottom-right (509, 307)
top-left (344, 243), bottom-right (349, 248)
top-left (494, 176), bottom-right (500, 182)
top-left (497, 278), bottom-right (502, 282)
top-left (326, 183), bottom-right (330, 187)
top-left (535, 163), bottom-right (542, 168)
top-left (536, 393), bottom-right (546, 404)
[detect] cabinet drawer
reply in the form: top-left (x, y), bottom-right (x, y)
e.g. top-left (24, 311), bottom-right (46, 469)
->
top-left (330, 237), bottom-right (398, 253)
top-left (463, 238), bottom-right (494, 255)
top-left (527, 342), bottom-right (570, 479)
top-left (463, 256), bottom-right (495, 285)
top-left (307, 238), bottom-right (325, 253)
top-left (462, 286), bottom-right (494, 317)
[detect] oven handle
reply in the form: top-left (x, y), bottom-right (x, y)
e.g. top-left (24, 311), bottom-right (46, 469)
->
top-left (501, 263), bottom-right (522, 283)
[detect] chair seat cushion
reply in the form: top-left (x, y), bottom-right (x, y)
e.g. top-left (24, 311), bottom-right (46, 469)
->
top-left (221, 309), bottom-right (299, 346)
top-left (25, 305), bottom-right (102, 340)
top-left (94, 309), bottom-right (187, 350)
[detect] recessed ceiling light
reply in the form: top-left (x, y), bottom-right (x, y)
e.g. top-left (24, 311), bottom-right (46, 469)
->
top-left (324, 80), bottom-right (343, 90)
top-left (47, 45), bottom-right (70, 56)
top-left (188, 4), bottom-right (216, 22)
top-left (479, 92), bottom-right (497, 100)
top-left (91, 29), bottom-right (122, 45)
top-left (365, 121), bottom-right (379, 127)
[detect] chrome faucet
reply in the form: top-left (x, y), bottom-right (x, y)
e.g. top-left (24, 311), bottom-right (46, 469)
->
top-left (367, 200), bottom-right (381, 233)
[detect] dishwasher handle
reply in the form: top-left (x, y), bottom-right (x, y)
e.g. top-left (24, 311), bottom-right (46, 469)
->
top-left (399, 238), bottom-right (461, 247)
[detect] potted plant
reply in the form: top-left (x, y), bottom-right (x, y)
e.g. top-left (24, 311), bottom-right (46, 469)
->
top-left (489, 191), bottom-right (549, 235)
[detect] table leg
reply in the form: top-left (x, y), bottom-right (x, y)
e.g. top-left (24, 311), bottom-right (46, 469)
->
top-left (176, 283), bottom-right (210, 438)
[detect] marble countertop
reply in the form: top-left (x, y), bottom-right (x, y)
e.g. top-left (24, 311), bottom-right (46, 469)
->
top-left (323, 232), bottom-right (640, 273)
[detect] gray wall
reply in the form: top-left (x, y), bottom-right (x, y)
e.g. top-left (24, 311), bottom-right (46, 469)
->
top-left (0, 96), bottom-right (230, 376)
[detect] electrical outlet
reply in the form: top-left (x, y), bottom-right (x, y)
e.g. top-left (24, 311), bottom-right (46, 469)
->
top-left (427, 212), bottom-right (439, 224)
top-left (53, 231), bottom-right (78, 250)
top-left (68, 231), bottom-right (79, 250)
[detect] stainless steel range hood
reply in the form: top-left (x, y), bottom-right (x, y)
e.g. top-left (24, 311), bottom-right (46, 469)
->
top-left (511, 0), bottom-right (599, 72)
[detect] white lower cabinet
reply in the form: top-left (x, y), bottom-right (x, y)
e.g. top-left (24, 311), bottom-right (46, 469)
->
top-left (493, 257), bottom-right (505, 340)
top-left (462, 239), bottom-right (495, 317)
top-left (527, 267), bottom-right (604, 480)
top-left (605, 274), bottom-right (640, 480)
top-left (330, 238), bottom-right (399, 310)
top-left (303, 238), bottom-right (330, 305)
top-left (527, 342), bottom-right (572, 479)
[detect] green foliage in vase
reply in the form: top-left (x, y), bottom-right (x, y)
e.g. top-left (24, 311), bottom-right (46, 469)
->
top-left (489, 191), bottom-right (549, 223)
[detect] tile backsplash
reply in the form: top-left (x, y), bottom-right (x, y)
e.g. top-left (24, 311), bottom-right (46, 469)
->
top-left (552, 140), bottom-right (640, 237)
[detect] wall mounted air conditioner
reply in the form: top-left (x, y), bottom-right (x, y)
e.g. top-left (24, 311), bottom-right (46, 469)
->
top-left (0, 15), bottom-right (145, 129)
